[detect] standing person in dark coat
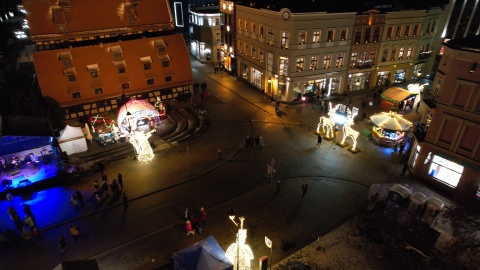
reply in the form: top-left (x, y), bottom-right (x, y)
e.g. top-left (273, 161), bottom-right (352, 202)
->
top-left (400, 163), bottom-right (409, 177)
top-left (248, 136), bottom-right (254, 148)
top-left (101, 172), bottom-right (107, 182)
top-left (58, 236), bottom-right (67, 255)
top-left (315, 135), bottom-right (323, 147)
top-left (301, 181), bottom-right (309, 197)
top-left (117, 173), bottom-right (123, 190)
top-left (255, 136), bottom-right (260, 149)
top-left (399, 141), bottom-right (406, 157)
top-left (74, 191), bottom-right (84, 208)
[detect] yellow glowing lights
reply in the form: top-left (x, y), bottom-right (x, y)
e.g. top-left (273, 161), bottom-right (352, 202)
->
top-left (341, 108), bottom-right (360, 151)
top-left (129, 130), bottom-right (155, 162)
top-left (226, 217), bottom-right (254, 270)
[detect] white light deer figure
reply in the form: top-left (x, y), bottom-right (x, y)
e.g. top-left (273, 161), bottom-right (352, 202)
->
top-left (341, 108), bottom-right (360, 151)
top-left (317, 103), bottom-right (340, 138)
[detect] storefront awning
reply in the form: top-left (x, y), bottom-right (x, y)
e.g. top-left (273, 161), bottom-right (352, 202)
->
top-left (370, 111), bottom-right (412, 131)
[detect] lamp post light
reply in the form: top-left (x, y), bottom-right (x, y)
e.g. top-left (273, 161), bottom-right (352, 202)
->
top-left (267, 77), bottom-right (271, 96)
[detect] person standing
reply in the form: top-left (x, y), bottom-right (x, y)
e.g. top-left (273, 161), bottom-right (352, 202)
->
top-left (122, 193), bottom-right (128, 208)
top-left (216, 149), bottom-right (223, 160)
top-left (101, 171), bottom-right (108, 182)
top-left (266, 162), bottom-right (274, 180)
top-left (273, 180), bottom-right (280, 195)
top-left (255, 136), bottom-right (260, 149)
top-left (301, 181), bottom-right (309, 197)
top-left (186, 220), bottom-right (195, 236)
top-left (71, 194), bottom-right (79, 210)
top-left (24, 215), bottom-right (35, 230)
top-left (399, 141), bottom-right (406, 157)
top-left (245, 136), bottom-right (250, 149)
top-left (21, 227), bottom-right (33, 243)
top-left (259, 136), bottom-right (265, 151)
top-left (316, 135), bottom-right (323, 147)
top-left (75, 191), bottom-right (84, 208)
top-left (58, 236), bottom-right (67, 255)
top-left (69, 225), bottom-right (81, 241)
top-left (400, 163), bottom-right (409, 177)
top-left (333, 126), bottom-right (339, 143)
top-left (199, 207), bottom-right (207, 225)
top-left (6, 193), bottom-right (14, 204)
top-left (111, 180), bottom-right (120, 196)
top-left (117, 173), bottom-right (123, 190)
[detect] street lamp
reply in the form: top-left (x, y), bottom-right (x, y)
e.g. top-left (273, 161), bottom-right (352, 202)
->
top-left (226, 209), bottom-right (253, 270)
top-left (267, 77), bottom-right (271, 95)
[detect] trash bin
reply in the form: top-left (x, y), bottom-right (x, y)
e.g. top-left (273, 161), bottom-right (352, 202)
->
top-left (407, 192), bottom-right (427, 218)
top-left (387, 184), bottom-right (412, 208)
top-left (421, 197), bottom-right (444, 228)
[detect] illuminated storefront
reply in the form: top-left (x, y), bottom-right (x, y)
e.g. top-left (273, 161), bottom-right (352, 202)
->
top-left (303, 77), bottom-right (341, 96)
top-left (393, 69), bottom-right (406, 84)
top-left (376, 71), bottom-right (390, 86)
top-left (348, 72), bottom-right (371, 91)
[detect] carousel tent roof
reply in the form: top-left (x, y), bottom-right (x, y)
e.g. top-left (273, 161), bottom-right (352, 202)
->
top-left (117, 99), bottom-right (157, 123)
top-left (381, 87), bottom-right (414, 102)
top-left (369, 111), bottom-right (413, 131)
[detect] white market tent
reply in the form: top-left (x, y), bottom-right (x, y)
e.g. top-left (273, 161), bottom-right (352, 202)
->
top-left (57, 125), bottom-right (88, 155)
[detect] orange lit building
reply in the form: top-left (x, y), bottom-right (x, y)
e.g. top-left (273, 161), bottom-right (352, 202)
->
top-left (409, 35), bottom-right (480, 200)
top-left (23, 0), bottom-right (192, 120)
top-left (33, 35), bottom-right (192, 120)
top-left (23, 0), bottom-right (174, 50)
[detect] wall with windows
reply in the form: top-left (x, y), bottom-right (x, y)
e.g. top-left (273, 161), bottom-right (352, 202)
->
top-left (410, 39), bottom-right (480, 199)
top-left (375, 9), bottom-right (442, 87)
top-left (189, 8), bottom-right (222, 63)
top-left (235, 6), bottom-right (354, 101)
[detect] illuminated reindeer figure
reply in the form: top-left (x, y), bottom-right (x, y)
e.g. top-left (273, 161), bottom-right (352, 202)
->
top-left (317, 103), bottom-right (340, 138)
top-left (341, 108), bottom-right (360, 151)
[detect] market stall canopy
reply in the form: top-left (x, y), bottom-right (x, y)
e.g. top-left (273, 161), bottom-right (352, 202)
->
top-left (173, 235), bottom-right (233, 270)
top-left (117, 100), bottom-right (159, 132)
top-left (369, 111), bottom-right (412, 131)
top-left (381, 87), bottom-right (413, 103)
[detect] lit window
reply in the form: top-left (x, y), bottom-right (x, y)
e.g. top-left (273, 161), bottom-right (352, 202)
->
top-left (72, 92), bottom-right (81, 99)
top-left (94, 88), bottom-right (103, 94)
top-left (428, 155), bottom-right (464, 187)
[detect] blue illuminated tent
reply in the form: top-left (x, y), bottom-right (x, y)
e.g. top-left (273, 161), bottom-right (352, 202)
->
top-left (173, 235), bottom-right (233, 270)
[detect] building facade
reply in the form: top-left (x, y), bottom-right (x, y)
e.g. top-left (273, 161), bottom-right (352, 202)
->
top-left (189, 5), bottom-right (222, 64)
top-left (409, 35), bottom-right (480, 200)
top-left (219, 0), bottom-right (236, 74)
top-left (23, 0), bottom-right (193, 120)
top-left (236, 6), bottom-right (355, 101)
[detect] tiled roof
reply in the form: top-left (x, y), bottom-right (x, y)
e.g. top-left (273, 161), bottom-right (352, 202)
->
top-left (32, 34), bottom-right (192, 106)
top-left (24, 0), bottom-right (173, 37)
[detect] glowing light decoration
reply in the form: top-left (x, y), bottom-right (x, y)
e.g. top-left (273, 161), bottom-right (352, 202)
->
top-left (226, 217), bottom-right (254, 270)
top-left (341, 108), bottom-right (360, 151)
top-left (129, 130), bottom-right (155, 162)
top-left (317, 103), bottom-right (340, 137)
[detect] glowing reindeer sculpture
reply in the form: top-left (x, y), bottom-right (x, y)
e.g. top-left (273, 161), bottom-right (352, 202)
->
top-left (317, 103), bottom-right (340, 138)
top-left (340, 108), bottom-right (360, 151)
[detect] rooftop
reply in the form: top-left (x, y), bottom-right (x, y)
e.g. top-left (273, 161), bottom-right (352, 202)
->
top-left (444, 35), bottom-right (480, 53)
top-left (236, 0), bottom-right (448, 13)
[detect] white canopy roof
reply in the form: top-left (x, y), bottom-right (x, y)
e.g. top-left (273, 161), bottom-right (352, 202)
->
top-left (369, 111), bottom-right (413, 131)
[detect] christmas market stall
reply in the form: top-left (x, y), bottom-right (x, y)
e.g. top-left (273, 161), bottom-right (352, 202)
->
top-left (117, 99), bottom-right (161, 134)
top-left (369, 111), bottom-right (412, 146)
top-left (379, 87), bottom-right (418, 112)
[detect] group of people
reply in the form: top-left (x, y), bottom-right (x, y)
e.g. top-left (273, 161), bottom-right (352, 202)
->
top-left (93, 172), bottom-right (126, 204)
top-left (2, 203), bottom-right (41, 245)
top-left (245, 135), bottom-right (265, 150)
top-left (185, 207), bottom-right (207, 236)
top-left (193, 82), bottom-right (208, 100)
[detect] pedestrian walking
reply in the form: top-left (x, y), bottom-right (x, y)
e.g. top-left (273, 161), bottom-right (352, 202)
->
top-left (186, 220), bottom-right (195, 236)
top-left (316, 135), bottom-right (323, 147)
top-left (122, 193), bottom-right (128, 208)
top-left (7, 205), bottom-right (18, 221)
top-left (93, 179), bottom-right (99, 190)
top-left (71, 193), bottom-right (79, 210)
top-left (333, 126), bottom-right (339, 143)
top-left (185, 208), bottom-right (190, 220)
top-left (400, 163), bottom-right (409, 177)
top-left (75, 191), bottom-right (84, 207)
top-left (200, 207), bottom-right (207, 225)
top-left (101, 181), bottom-right (109, 196)
top-left (266, 162), bottom-right (274, 180)
top-left (273, 180), bottom-right (280, 195)
top-left (69, 225), bottom-right (81, 241)
top-left (254, 136), bottom-right (260, 149)
top-left (216, 149), bottom-right (223, 160)
top-left (259, 136), bottom-right (265, 151)
top-left (399, 141), bottom-right (406, 157)
top-left (24, 215), bottom-right (35, 230)
top-left (118, 173), bottom-right (123, 190)
top-left (301, 181), bottom-right (309, 197)
top-left (23, 204), bottom-right (35, 223)
top-left (213, 66), bottom-right (217, 74)
top-left (58, 236), bottom-right (67, 255)
top-left (193, 82), bottom-right (199, 95)
top-left (245, 136), bottom-right (250, 149)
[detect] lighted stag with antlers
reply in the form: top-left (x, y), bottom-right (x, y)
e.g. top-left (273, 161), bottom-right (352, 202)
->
top-left (340, 108), bottom-right (360, 151)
